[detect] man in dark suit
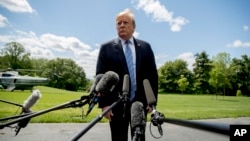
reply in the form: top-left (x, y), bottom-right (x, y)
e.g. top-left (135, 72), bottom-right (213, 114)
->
top-left (96, 8), bottom-right (158, 141)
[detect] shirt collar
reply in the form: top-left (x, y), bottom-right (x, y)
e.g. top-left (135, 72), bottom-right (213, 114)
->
top-left (119, 37), bottom-right (134, 45)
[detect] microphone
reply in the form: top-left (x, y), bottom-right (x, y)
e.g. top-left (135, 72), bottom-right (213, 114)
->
top-left (143, 79), bottom-right (156, 106)
top-left (122, 74), bottom-right (129, 100)
top-left (86, 74), bottom-right (103, 116)
top-left (89, 74), bottom-right (104, 95)
top-left (131, 101), bottom-right (146, 141)
top-left (143, 79), bottom-right (164, 136)
top-left (15, 89), bottom-right (42, 135)
top-left (122, 74), bottom-right (130, 117)
top-left (95, 71), bottom-right (119, 95)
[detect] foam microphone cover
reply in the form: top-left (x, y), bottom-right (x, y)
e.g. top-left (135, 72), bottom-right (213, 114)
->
top-left (23, 89), bottom-right (42, 111)
top-left (95, 71), bottom-right (119, 95)
top-left (89, 74), bottom-right (103, 93)
top-left (131, 101), bottom-right (146, 129)
top-left (143, 79), bottom-right (156, 106)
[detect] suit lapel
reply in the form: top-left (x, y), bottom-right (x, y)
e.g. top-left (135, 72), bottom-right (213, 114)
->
top-left (113, 38), bottom-right (129, 73)
top-left (133, 38), bottom-right (142, 76)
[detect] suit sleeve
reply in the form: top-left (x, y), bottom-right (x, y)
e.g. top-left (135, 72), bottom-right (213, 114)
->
top-left (96, 43), bottom-right (119, 108)
top-left (146, 43), bottom-right (158, 105)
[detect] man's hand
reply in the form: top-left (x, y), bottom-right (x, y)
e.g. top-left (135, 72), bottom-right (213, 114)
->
top-left (102, 106), bottom-right (113, 121)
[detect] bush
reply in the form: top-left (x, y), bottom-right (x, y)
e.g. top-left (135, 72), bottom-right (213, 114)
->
top-left (236, 90), bottom-right (242, 96)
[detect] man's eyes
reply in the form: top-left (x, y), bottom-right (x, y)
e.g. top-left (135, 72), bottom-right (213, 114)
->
top-left (117, 21), bottom-right (129, 26)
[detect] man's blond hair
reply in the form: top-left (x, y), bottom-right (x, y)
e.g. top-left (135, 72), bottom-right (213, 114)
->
top-left (116, 8), bottom-right (136, 26)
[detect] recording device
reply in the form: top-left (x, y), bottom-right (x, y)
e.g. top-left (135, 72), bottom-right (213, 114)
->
top-left (89, 74), bottom-right (104, 96)
top-left (122, 74), bottom-right (129, 99)
top-left (70, 71), bottom-right (121, 141)
top-left (131, 101), bottom-right (146, 141)
top-left (86, 74), bottom-right (103, 116)
top-left (87, 71), bottom-right (119, 115)
top-left (122, 74), bottom-right (130, 117)
top-left (15, 89), bottom-right (42, 135)
top-left (95, 71), bottom-right (119, 95)
top-left (143, 79), bottom-right (165, 136)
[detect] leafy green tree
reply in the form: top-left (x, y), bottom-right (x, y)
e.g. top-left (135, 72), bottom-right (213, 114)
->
top-left (230, 55), bottom-right (250, 96)
top-left (209, 52), bottom-right (232, 96)
top-left (41, 58), bottom-right (87, 91)
top-left (177, 75), bottom-right (189, 94)
top-left (1, 42), bottom-right (32, 69)
top-left (158, 59), bottom-right (192, 93)
top-left (193, 51), bottom-right (212, 94)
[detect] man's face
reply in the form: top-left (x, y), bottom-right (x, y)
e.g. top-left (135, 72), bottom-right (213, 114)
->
top-left (116, 14), bottom-right (135, 40)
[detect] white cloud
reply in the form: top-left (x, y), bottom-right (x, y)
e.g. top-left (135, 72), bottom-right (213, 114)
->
top-left (0, 14), bottom-right (8, 28)
top-left (176, 52), bottom-right (195, 71)
top-left (133, 31), bottom-right (140, 38)
top-left (155, 53), bottom-right (168, 68)
top-left (243, 25), bottom-right (249, 31)
top-left (0, 0), bottom-right (35, 13)
top-left (226, 40), bottom-right (250, 48)
top-left (0, 30), bottom-right (98, 78)
top-left (131, 0), bottom-right (189, 32)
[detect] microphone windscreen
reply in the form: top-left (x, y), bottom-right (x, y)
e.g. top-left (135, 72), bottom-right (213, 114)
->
top-left (89, 74), bottom-right (103, 93)
top-left (95, 71), bottom-right (119, 95)
top-left (143, 79), bottom-right (156, 106)
top-left (131, 101), bottom-right (145, 129)
top-left (23, 89), bottom-right (41, 111)
top-left (122, 74), bottom-right (129, 94)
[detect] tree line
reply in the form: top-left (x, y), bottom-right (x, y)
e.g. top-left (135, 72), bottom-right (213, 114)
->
top-left (158, 52), bottom-right (250, 96)
top-left (1, 42), bottom-right (249, 96)
top-left (0, 42), bottom-right (88, 91)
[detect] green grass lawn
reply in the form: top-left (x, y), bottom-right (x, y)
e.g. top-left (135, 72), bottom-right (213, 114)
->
top-left (0, 86), bottom-right (250, 123)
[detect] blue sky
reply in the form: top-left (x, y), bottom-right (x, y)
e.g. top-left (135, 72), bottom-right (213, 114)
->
top-left (0, 0), bottom-right (249, 79)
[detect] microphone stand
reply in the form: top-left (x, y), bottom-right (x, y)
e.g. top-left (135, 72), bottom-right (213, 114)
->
top-left (70, 94), bottom-right (127, 141)
top-left (0, 96), bottom-right (90, 130)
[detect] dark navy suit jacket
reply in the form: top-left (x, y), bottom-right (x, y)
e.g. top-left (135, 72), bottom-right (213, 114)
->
top-left (96, 37), bottom-right (158, 109)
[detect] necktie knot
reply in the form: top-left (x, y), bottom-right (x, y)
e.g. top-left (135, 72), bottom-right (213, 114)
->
top-left (125, 40), bottom-right (130, 44)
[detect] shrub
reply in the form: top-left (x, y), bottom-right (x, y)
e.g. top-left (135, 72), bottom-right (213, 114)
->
top-left (236, 90), bottom-right (242, 96)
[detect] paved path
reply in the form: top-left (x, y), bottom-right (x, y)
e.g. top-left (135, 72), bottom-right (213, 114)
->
top-left (1, 117), bottom-right (249, 141)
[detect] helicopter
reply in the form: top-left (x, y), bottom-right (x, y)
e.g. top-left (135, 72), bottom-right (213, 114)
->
top-left (0, 68), bottom-right (49, 91)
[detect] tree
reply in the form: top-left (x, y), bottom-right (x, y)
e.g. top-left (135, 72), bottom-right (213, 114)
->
top-left (230, 55), bottom-right (250, 96)
top-left (193, 51), bottom-right (212, 94)
top-left (209, 52), bottom-right (232, 96)
top-left (158, 59), bottom-right (192, 93)
top-left (177, 75), bottom-right (189, 94)
top-left (0, 42), bottom-right (32, 69)
top-left (41, 58), bottom-right (87, 91)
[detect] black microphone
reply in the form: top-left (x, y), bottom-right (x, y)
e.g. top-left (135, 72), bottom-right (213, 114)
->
top-left (95, 71), bottom-right (119, 95)
top-left (131, 101), bottom-right (146, 141)
top-left (86, 74), bottom-right (104, 116)
top-left (89, 74), bottom-right (104, 95)
top-left (15, 89), bottom-right (42, 135)
top-left (143, 79), bottom-right (164, 136)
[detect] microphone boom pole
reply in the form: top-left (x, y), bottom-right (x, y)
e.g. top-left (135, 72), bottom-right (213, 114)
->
top-left (0, 96), bottom-right (89, 129)
top-left (70, 96), bottom-right (124, 141)
top-left (0, 99), bottom-right (23, 108)
top-left (164, 117), bottom-right (230, 135)
top-left (70, 73), bottom-right (127, 141)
